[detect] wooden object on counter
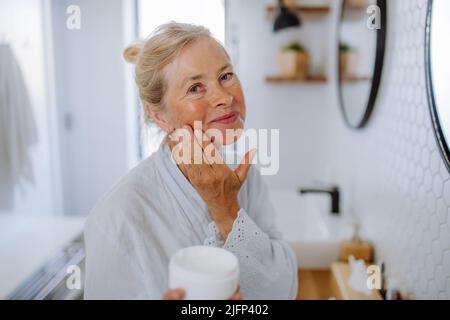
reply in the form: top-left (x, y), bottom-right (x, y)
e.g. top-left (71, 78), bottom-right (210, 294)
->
top-left (265, 74), bottom-right (327, 83)
top-left (296, 269), bottom-right (332, 300)
top-left (339, 240), bottom-right (373, 263)
top-left (330, 262), bottom-right (382, 300)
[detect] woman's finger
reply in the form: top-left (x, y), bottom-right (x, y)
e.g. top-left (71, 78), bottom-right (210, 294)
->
top-left (190, 125), bottom-right (206, 165)
top-left (192, 126), bottom-right (225, 169)
top-left (168, 126), bottom-right (193, 165)
top-left (230, 286), bottom-right (241, 300)
top-left (191, 126), bottom-right (211, 166)
top-left (183, 124), bottom-right (210, 167)
top-left (176, 125), bottom-right (206, 167)
top-left (230, 291), bottom-right (241, 300)
top-left (234, 149), bottom-right (257, 184)
top-left (180, 125), bottom-right (198, 165)
top-left (178, 125), bottom-right (215, 184)
top-left (163, 288), bottom-right (185, 300)
top-left (203, 130), bottom-right (225, 166)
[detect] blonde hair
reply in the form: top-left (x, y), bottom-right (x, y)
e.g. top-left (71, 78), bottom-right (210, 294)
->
top-left (123, 22), bottom-right (230, 117)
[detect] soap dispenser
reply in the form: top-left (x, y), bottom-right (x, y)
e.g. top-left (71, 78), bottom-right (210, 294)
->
top-left (339, 224), bottom-right (373, 263)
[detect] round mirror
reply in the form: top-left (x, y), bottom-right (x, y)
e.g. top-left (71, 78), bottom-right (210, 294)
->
top-left (337, 0), bottom-right (387, 129)
top-left (426, 0), bottom-right (450, 172)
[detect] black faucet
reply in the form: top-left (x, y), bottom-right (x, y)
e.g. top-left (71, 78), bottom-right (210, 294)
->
top-left (298, 186), bottom-right (340, 215)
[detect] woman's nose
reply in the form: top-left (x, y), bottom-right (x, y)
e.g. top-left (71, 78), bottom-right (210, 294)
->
top-left (209, 84), bottom-right (233, 108)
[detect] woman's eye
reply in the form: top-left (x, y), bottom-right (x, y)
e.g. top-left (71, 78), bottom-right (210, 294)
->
top-left (220, 72), bottom-right (234, 81)
top-left (188, 84), bottom-right (202, 93)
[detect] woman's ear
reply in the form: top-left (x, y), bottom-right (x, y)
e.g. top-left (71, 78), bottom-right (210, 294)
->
top-left (144, 102), bottom-right (174, 133)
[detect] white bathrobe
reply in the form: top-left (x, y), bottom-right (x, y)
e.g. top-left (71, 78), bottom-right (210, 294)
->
top-left (84, 141), bottom-right (298, 300)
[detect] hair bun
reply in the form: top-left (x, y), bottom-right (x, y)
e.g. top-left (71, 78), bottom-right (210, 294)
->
top-left (123, 40), bottom-right (144, 64)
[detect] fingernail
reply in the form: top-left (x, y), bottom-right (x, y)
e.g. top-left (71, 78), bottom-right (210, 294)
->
top-left (204, 131), bottom-right (215, 143)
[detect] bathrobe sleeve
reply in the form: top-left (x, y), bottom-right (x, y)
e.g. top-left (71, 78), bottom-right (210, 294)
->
top-left (206, 166), bottom-right (298, 300)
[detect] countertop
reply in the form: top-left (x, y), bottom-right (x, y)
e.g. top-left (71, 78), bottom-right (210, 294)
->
top-left (0, 214), bottom-right (85, 299)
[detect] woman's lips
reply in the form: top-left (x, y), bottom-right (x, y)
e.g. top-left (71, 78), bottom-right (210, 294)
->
top-left (209, 111), bottom-right (239, 125)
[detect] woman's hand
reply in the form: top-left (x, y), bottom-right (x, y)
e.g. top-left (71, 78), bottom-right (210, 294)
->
top-left (163, 288), bottom-right (185, 300)
top-left (167, 125), bottom-right (256, 240)
top-left (162, 287), bottom-right (241, 300)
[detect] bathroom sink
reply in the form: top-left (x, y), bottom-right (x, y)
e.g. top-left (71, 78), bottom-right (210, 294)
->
top-left (270, 188), bottom-right (353, 270)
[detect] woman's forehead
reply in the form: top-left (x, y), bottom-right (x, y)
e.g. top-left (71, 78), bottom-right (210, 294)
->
top-left (165, 38), bottom-right (231, 85)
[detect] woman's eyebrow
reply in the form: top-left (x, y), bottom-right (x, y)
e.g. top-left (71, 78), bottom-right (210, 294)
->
top-left (217, 63), bottom-right (232, 74)
top-left (180, 74), bottom-right (203, 88)
top-left (179, 63), bottom-right (232, 88)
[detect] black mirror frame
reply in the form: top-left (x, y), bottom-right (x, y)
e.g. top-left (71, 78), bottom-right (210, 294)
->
top-left (425, 0), bottom-right (450, 173)
top-left (337, 0), bottom-right (387, 130)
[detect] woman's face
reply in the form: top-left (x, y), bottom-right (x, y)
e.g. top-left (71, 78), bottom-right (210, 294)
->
top-left (155, 37), bottom-right (246, 145)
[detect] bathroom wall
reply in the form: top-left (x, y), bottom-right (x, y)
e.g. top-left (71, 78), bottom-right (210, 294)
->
top-left (0, 0), bottom-right (138, 216)
top-left (51, 0), bottom-right (139, 215)
top-left (226, 0), bottom-right (335, 189)
top-left (227, 0), bottom-right (450, 299)
top-left (0, 0), bottom-right (63, 215)
top-left (329, 0), bottom-right (450, 299)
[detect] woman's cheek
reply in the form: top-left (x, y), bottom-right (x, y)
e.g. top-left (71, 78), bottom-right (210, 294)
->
top-left (182, 110), bottom-right (208, 129)
top-left (238, 96), bottom-right (246, 119)
top-left (231, 84), bottom-right (246, 116)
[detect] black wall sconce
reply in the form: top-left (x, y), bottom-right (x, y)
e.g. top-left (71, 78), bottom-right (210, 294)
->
top-left (273, 0), bottom-right (302, 32)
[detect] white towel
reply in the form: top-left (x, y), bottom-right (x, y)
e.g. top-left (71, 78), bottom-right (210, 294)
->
top-left (0, 43), bottom-right (38, 210)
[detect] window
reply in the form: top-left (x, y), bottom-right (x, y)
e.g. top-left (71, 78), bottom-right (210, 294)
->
top-left (138, 0), bottom-right (225, 43)
top-left (137, 0), bottom-right (226, 158)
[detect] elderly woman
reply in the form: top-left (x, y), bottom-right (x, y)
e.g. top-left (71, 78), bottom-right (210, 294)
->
top-left (84, 22), bottom-right (297, 300)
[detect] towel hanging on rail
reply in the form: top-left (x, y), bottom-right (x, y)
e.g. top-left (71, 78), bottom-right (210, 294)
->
top-left (0, 43), bottom-right (38, 210)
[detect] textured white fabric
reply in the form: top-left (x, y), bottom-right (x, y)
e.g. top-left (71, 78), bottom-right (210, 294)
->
top-left (84, 141), bottom-right (297, 300)
top-left (0, 44), bottom-right (38, 210)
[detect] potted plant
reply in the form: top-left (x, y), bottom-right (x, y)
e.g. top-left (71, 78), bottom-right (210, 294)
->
top-left (339, 42), bottom-right (359, 79)
top-left (283, 0), bottom-right (298, 7)
top-left (277, 42), bottom-right (310, 79)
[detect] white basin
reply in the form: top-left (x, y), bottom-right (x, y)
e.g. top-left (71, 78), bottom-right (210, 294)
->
top-left (270, 188), bottom-right (353, 270)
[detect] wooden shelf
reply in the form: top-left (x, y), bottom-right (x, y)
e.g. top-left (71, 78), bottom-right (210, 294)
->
top-left (266, 74), bottom-right (327, 83)
top-left (340, 75), bottom-right (372, 82)
top-left (342, 4), bottom-right (370, 21)
top-left (266, 5), bottom-right (330, 85)
top-left (344, 4), bottom-right (369, 12)
top-left (266, 5), bottom-right (330, 15)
